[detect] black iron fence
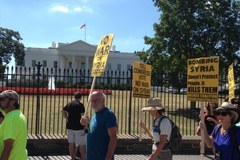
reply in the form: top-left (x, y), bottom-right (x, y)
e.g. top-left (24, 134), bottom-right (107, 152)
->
top-left (0, 64), bottom-right (239, 136)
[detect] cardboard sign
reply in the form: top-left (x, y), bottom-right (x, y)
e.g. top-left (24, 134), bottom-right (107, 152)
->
top-left (91, 34), bottom-right (114, 77)
top-left (132, 62), bottom-right (152, 98)
top-left (228, 63), bottom-right (235, 101)
top-left (187, 56), bottom-right (219, 102)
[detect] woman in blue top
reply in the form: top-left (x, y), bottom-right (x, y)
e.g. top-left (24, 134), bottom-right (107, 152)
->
top-left (201, 102), bottom-right (240, 160)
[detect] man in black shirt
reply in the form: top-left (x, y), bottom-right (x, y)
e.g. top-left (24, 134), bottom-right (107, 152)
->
top-left (62, 92), bottom-right (86, 160)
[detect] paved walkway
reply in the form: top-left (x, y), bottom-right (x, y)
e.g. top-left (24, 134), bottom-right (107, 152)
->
top-left (28, 154), bottom-right (214, 160)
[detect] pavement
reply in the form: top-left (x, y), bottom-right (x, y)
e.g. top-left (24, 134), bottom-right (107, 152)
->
top-left (28, 154), bottom-right (215, 160)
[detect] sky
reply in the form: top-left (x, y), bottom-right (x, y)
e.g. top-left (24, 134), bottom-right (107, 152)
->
top-left (0, 0), bottom-right (160, 54)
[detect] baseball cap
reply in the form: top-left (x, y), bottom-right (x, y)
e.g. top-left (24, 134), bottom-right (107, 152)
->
top-left (0, 90), bottom-right (19, 101)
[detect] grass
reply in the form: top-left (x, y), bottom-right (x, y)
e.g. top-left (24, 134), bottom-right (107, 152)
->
top-left (17, 90), bottom-right (226, 136)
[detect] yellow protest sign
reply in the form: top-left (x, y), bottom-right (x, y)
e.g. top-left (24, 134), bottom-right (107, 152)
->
top-left (228, 63), bottom-right (235, 101)
top-left (132, 62), bottom-right (152, 98)
top-left (91, 34), bottom-right (114, 77)
top-left (187, 56), bottom-right (219, 102)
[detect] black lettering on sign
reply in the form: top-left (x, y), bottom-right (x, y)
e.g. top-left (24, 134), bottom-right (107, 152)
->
top-left (140, 88), bottom-right (150, 94)
top-left (133, 87), bottom-right (139, 93)
top-left (142, 82), bottom-right (149, 87)
top-left (93, 62), bottom-right (105, 68)
top-left (201, 87), bottom-right (218, 93)
top-left (135, 80), bottom-right (141, 87)
top-left (188, 58), bottom-right (219, 65)
top-left (188, 81), bottom-right (200, 85)
top-left (188, 87), bottom-right (201, 93)
top-left (101, 35), bottom-right (110, 45)
top-left (140, 63), bottom-right (146, 70)
top-left (190, 65), bottom-right (215, 72)
top-left (139, 75), bottom-right (146, 80)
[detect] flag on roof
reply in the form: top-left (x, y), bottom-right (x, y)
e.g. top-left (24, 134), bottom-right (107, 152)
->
top-left (80, 24), bottom-right (86, 29)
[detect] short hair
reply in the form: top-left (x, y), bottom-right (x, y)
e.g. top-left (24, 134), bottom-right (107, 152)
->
top-left (13, 101), bottom-right (20, 109)
top-left (0, 111), bottom-right (4, 119)
top-left (74, 92), bottom-right (82, 99)
top-left (91, 91), bottom-right (106, 100)
top-left (157, 109), bottom-right (165, 115)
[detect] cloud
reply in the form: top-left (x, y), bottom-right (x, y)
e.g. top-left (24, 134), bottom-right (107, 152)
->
top-left (74, 6), bottom-right (93, 13)
top-left (50, 5), bottom-right (93, 14)
top-left (51, 5), bottom-right (69, 13)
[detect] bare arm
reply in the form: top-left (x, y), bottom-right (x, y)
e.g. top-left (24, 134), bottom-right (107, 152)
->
top-left (200, 122), bottom-right (215, 149)
top-left (61, 110), bottom-right (68, 119)
top-left (105, 127), bottom-right (118, 160)
top-left (139, 120), bottom-right (153, 139)
top-left (148, 135), bottom-right (168, 160)
top-left (0, 139), bottom-right (14, 160)
top-left (207, 117), bottom-right (219, 125)
top-left (80, 116), bottom-right (90, 129)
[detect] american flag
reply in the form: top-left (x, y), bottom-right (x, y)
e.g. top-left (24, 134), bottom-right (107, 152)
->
top-left (80, 24), bottom-right (86, 29)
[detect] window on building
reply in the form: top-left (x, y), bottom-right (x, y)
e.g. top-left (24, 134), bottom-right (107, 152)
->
top-left (54, 61), bottom-right (58, 68)
top-left (69, 62), bottom-right (72, 68)
top-left (107, 63), bottom-right (112, 71)
top-left (127, 64), bottom-right (131, 70)
top-left (32, 60), bottom-right (36, 68)
top-left (81, 62), bottom-right (85, 70)
top-left (43, 60), bottom-right (47, 68)
top-left (117, 64), bottom-right (121, 71)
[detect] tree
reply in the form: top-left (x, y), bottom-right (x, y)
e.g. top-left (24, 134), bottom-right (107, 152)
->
top-left (0, 27), bottom-right (25, 73)
top-left (139, 0), bottom-right (240, 74)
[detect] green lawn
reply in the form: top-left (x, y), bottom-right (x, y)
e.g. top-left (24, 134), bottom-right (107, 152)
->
top-left (17, 90), bottom-right (225, 136)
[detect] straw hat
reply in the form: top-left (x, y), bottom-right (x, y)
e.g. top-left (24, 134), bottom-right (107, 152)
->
top-left (141, 98), bottom-right (165, 112)
top-left (216, 102), bottom-right (239, 123)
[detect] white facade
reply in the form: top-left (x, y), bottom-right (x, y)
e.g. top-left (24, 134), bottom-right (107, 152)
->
top-left (23, 40), bottom-right (141, 72)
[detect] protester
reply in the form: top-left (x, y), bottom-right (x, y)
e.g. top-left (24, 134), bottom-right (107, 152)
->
top-left (81, 91), bottom-right (117, 160)
top-left (231, 97), bottom-right (240, 109)
top-left (196, 103), bottom-right (218, 136)
top-left (140, 97), bottom-right (172, 160)
top-left (201, 102), bottom-right (240, 160)
top-left (62, 92), bottom-right (86, 160)
top-left (0, 111), bottom-right (4, 124)
top-left (0, 90), bottom-right (27, 160)
top-left (224, 96), bottom-right (229, 102)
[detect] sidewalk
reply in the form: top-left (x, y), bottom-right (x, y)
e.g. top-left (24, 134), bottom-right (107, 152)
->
top-left (28, 154), bottom-right (214, 160)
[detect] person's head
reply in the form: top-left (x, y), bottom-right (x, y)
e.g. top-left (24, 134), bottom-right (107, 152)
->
top-left (0, 90), bottom-right (20, 112)
top-left (141, 98), bottom-right (165, 118)
top-left (74, 92), bottom-right (82, 100)
top-left (231, 97), bottom-right (240, 109)
top-left (205, 102), bottom-right (217, 115)
top-left (0, 111), bottom-right (4, 124)
top-left (90, 91), bottom-right (106, 112)
top-left (215, 102), bottom-right (239, 125)
top-left (224, 96), bottom-right (229, 102)
top-left (208, 102), bottom-right (217, 108)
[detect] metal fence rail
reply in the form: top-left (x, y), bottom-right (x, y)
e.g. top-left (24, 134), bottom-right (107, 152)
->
top-left (0, 65), bottom-right (239, 136)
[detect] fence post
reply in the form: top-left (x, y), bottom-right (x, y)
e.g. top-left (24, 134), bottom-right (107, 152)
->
top-left (35, 62), bottom-right (42, 134)
top-left (128, 66), bottom-right (133, 134)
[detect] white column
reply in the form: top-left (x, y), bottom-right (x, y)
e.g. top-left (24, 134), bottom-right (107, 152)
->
top-left (85, 56), bottom-right (89, 72)
top-left (59, 55), bottom-right (64, 69)
top-left (72, 55), bottom-right (76, 70)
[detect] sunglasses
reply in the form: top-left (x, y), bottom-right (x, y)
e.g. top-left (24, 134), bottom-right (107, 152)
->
top-left (216, 111), bottom-right (229, 116)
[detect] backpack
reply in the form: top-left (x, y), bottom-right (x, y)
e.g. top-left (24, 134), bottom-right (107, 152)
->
top-left (154, 116), bottom-right (182, 151)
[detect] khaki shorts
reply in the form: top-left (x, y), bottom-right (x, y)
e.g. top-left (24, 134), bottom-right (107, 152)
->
top-left (152, 144), bottom-right (172, 160)
top-left (67, 129), bottom-right (87, 146)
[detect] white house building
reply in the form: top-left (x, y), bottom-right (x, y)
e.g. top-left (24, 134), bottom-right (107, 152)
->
top-left (24, 40), bottom-right (141, 72)
top-left (20, 40), bottom-right (142, 83)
